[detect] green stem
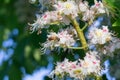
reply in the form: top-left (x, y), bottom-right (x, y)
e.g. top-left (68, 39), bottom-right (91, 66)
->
top-left (96, 76), bottom-right (103, 80)
top-left (68, 46), bottom-right (85, 49)
top-left (82, 23), bottom-right (88, 31)
top-left (68, 16), bottom-right (88, 50)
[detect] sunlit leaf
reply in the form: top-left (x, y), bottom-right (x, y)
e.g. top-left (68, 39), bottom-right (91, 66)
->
top-left (112, 19), bottom-right (120, 27)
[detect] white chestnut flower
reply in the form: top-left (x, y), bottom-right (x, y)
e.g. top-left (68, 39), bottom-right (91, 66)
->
top-left (91, 0), bottom-right (106, 14)
top-left (57, 30), bottom-right (75, 47)
top-left (42, 28), bottom-right (76, 52)
top-left (79, 1), bottom-right (89, 12)
top-left (41, 11), bottom-right (62, 24)
top-left (88, 26), bottom-right (112, 44)
top-left (103, 38), bottom-right (120, 54)
top-left (54, 0), bottom-right (78, 18)
top-left (80, 51), bottom-right (101, 75)
top-left (29, 11), bottom-right (62, 32)
top-left (82, 9), bottom-right (95, 21)
top-left (49, 58), bottom-right (82, 79)
top-left (42, 32), bottom-right (59, 50)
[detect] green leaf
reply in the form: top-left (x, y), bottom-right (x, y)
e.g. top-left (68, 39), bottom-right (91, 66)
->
top-left (112, 19), bottom-right (120, 27)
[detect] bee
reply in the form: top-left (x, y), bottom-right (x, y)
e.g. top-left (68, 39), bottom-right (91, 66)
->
top-left (48, 35), bottom-right (60, 41)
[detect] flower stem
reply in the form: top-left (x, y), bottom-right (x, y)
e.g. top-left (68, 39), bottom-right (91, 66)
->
top-left (69, 17), bottom-right (88, 50)
top-left (82, 23), bottom-right (88, 31)
top-left (68, 46), bottom-right (85, 49)
top-left (96, 76), bottom-right (103, 80)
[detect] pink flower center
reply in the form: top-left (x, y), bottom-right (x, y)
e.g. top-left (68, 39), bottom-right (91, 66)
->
top-left (71, 64), bottom-right (76, 68)
top-left (103, 29), bottom-right (108, 32)
top-left (61, 64), bottom-right (64, 67)
top-left (43, 14), bottom-right (47, 19)
top-left (96, 3), bottom-right (100, 7)
top-left (93, 61), bottom-right (96, 64)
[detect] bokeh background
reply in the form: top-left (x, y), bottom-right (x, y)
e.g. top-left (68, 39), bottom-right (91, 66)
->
top-left (0, 0), bottom-right (53, 80)
top-left (0, 0), bottom-right (120, 80)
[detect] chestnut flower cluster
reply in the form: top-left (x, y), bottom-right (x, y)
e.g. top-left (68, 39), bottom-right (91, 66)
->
top-left (49, 51), bottom-right (101, 79)
top-left (42, 27), bottom-right (77, 51)
top-left (30, 0), bottom-right (106, 32)
top-left (88, 26), bottom-right (112, 45)
top-left (29, 0), bottom-right (120, 79)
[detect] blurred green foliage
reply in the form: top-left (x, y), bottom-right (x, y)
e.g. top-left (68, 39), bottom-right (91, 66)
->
top-left (0, 0), bottom-right (120, 80)
top-left (104, 0), bottom-right (120, 33)
top-left (0, 0), bottom-right (47, 80)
